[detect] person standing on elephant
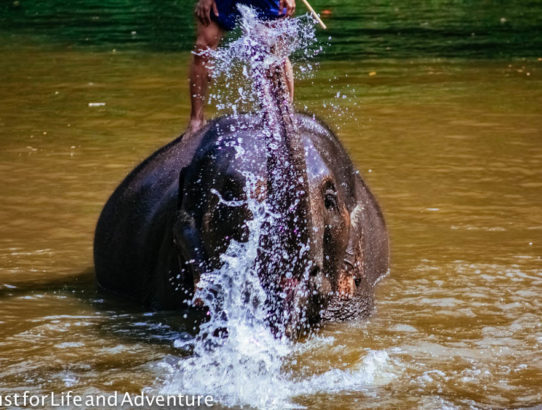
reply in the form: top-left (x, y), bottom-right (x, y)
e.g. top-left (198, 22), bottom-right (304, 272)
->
top-left (186, 0), bottom-right (296, 135)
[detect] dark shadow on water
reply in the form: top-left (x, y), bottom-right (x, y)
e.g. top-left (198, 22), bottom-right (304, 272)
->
top-left (0, 268), bottom-right (203, 354)
top-left (0, 268), bottom-right (96, 299)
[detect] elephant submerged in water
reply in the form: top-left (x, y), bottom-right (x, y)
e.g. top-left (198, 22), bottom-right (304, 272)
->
top-left (94, 112), bottom-right (389, 337)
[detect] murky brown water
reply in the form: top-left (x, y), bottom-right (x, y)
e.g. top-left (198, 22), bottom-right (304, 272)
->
top-left (1, 34), bottom-right (541, 408)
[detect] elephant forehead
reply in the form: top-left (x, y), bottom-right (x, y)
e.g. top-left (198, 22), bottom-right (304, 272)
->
top-left (197, 141), bottom-right (265, 179)
top-left (304, 139), bottom-right (333, 184)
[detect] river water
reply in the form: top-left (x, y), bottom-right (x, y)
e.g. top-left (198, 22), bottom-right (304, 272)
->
top-left (1, 1), bottom-right (541, 408)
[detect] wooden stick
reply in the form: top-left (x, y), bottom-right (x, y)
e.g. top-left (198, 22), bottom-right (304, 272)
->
top-left (300, 0), bottom-right (327, 29)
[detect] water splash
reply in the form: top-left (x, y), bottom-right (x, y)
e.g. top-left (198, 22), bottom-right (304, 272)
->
top-left (207, 5), bottom-right (321, 118)
top-left (161, 168), bottom-right (295, 407)
top-left (159, 8), bottom-right (395, 408)
top-left (207, 5), bottom-right (320, 338)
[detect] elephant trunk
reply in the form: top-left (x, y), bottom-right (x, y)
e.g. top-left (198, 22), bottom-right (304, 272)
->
top-left (250, 56), bottom-right (314, 336)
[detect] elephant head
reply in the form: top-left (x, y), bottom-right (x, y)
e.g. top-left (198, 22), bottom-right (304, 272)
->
top-left (172, 113), bottom-right (389, 339)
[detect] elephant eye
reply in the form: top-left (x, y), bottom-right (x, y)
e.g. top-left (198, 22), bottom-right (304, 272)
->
top-left (324, 190), bottom-right (338, 211)
top-left (354, 277), bottom-right (361, 287)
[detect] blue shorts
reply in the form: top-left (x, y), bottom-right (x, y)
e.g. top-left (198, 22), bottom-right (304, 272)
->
top-left (211, 0), bottom-right (285, 31)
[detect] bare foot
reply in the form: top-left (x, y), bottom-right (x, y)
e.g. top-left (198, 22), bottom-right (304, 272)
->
top-left (185, 118), bottom-right (207, 137)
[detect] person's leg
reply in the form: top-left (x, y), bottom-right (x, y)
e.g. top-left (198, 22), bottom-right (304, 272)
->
top-left (283, 57), bottom-right (294, 101)
top-left (187, 20), bottom-right (224, 135)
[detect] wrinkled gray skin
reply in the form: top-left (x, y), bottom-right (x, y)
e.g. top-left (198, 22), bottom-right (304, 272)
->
top-left (94, 112), bottom-right (389, 337)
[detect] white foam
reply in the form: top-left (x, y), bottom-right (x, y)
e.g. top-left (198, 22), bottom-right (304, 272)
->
top-left (390, 324), bottom-right (418, 333)
top-left (56, 342), bottom-right (84, 349)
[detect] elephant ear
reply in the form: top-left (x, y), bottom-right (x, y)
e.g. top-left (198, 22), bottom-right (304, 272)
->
top-left (344, 204), bottom-right (368, 288)
top-left (347, 175), bottom-right (390, 288)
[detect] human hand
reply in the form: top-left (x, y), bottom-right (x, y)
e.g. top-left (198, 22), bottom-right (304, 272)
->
top-left (279, 0), bottom-right (296, 16)
top-left (195, 0), bottom-right (219, 26)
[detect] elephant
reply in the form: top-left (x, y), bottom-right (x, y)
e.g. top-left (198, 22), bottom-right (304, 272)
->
top-left (94, 61), bottom-right (389, 338)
